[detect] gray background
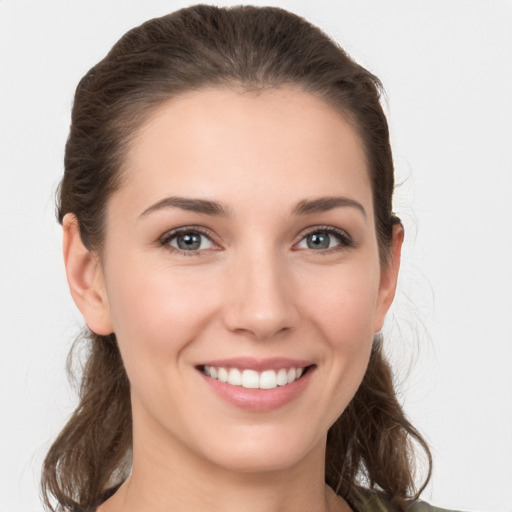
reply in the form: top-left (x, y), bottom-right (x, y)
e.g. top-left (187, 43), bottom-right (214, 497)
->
top-left (1, 1), bottom-right (511, 510)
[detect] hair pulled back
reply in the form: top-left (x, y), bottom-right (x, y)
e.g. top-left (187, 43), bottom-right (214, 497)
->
top-left (43, 5), bottom-right (431, 510)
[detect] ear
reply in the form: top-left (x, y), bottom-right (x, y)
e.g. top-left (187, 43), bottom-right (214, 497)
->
top-left (373, 223), bottom-right (404, 333)
top-left (62, 213), bottom-right (114, 335)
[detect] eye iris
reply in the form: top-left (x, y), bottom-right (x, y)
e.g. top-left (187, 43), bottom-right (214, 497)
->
top-left (307, 232), bottom-right (331, 249)
top-left (177, 233), bottom-right (201, 250)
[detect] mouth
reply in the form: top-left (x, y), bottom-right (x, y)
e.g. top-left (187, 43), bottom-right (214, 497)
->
top-left (196, 359), bottom-right (316, 411)
top-left (197, 364), bottom-right (314, 390)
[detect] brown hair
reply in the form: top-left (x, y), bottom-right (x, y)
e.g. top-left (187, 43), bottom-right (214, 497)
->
top-left (42, 5), bottom-right (431, 510)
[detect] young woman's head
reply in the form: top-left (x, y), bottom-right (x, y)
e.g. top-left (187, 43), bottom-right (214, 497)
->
top-left (43, 5), bottom-right (430, 510)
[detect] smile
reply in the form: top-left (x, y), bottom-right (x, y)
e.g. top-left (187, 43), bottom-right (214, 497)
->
top-left (201, 365), bottom-right (306, 389)
top-left (197, 359), bottom-right (315, 410)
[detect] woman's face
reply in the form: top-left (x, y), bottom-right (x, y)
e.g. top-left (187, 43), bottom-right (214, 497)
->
top-left (83, 87), bottom-right (401, 474)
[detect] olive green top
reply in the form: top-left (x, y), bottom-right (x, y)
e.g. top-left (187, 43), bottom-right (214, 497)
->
top-left (86, 485), bottom-right (464, 512)
top-left (350, 487), bottom-right (463, 512)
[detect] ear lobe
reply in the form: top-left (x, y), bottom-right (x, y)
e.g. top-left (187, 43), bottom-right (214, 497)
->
top-left (374, 223), bottom-right (404, 333)
top-left (62, 213), bottom-right (114, 335)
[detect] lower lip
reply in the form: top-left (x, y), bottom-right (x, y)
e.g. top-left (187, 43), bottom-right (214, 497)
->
top-left (199, 368), bottom-right (314, 411)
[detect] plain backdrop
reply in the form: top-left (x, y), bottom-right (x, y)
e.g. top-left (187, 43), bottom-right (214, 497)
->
top-left (1, 1), bottom-right (511, 511)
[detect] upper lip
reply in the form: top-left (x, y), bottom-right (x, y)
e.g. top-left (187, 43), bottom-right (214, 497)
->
top-left (197, 357), bottom-right (314, 372)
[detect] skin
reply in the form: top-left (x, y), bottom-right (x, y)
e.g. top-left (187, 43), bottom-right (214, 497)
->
top-left (63, 87), bottom-right (403, 512)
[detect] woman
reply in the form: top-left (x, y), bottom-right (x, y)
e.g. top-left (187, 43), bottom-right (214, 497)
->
top-left (41, 5), bottom-right (457, 511)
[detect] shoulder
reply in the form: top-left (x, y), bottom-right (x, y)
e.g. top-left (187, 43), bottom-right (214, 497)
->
top-left (350, 487), bottom-right (465, 512)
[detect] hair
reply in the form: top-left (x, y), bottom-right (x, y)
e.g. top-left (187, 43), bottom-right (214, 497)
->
top-left (42, 4), bottom-right (432, 511)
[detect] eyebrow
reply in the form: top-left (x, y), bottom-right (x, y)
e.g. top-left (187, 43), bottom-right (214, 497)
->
top-left (292, 196), bottom-right (366, 218)
top-left (139, 195), bottom-right (366, 219)
top-left (139, 196), bottom-right (230, 218)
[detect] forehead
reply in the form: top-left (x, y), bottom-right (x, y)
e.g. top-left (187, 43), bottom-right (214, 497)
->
top-left (117, 86), bottom-right (373, 218)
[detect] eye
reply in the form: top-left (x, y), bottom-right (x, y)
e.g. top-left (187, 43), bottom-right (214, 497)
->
top-left (161, 229), bottom-right (216, 253)
top-left (296, 227), bottom-right (352, 251)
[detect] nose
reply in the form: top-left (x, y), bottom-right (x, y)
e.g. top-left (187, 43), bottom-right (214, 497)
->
top-left (223, 249), bottom-right (300, 340)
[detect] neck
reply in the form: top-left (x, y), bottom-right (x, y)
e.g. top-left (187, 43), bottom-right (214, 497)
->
top-left (99, 411), bottom-right (348, 512)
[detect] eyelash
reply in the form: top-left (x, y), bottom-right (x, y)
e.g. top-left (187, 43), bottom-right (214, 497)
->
top-left (159, 226), bottom-right (217, 256)
top-left (296, 225), bottom-right (354, 254)
top-left (159, 225), bottom-right (353, 255)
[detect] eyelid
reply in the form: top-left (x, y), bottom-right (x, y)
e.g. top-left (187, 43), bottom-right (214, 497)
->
top-left (294, 225), bottom-right (354, 252)
top-left (158, 224), bottom-right (353, 255)
top-left (159, 225), bottom-right (220, 254)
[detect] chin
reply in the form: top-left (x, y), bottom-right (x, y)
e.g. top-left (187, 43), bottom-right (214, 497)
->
top-left (193, 423), bottom-right (325, 474)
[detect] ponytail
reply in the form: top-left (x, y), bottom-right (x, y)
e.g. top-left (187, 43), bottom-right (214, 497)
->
top-left (41, 333), bottom-right (131, 510)
top-left (326, 334), bottom-right (432, 507)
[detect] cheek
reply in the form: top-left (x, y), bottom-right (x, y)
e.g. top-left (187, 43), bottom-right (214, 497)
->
top-left (301, 261), bottom-right (381, 344)
top-left (104, 257), bottom-right (220, 364)
top-left (320, 277), bottom-right (376, 361)
top-left (297, 261), bottom-right (380, 416)
top-left (103, 259), bottom-right (224, 424)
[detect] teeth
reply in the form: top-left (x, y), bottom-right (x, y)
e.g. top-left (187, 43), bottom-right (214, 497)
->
top-left (242, 369), bottom-right (259, 389)
top-left (202, 365), bottom-right (307, 389)
top-left (276, 368), bottom-right (288, 386)
top-left (228, 368), bottom-right (242, 386)
top-left (260, 370), bottom-right (277, 389)
top-left (218, 367), bottom-right (228, 383)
